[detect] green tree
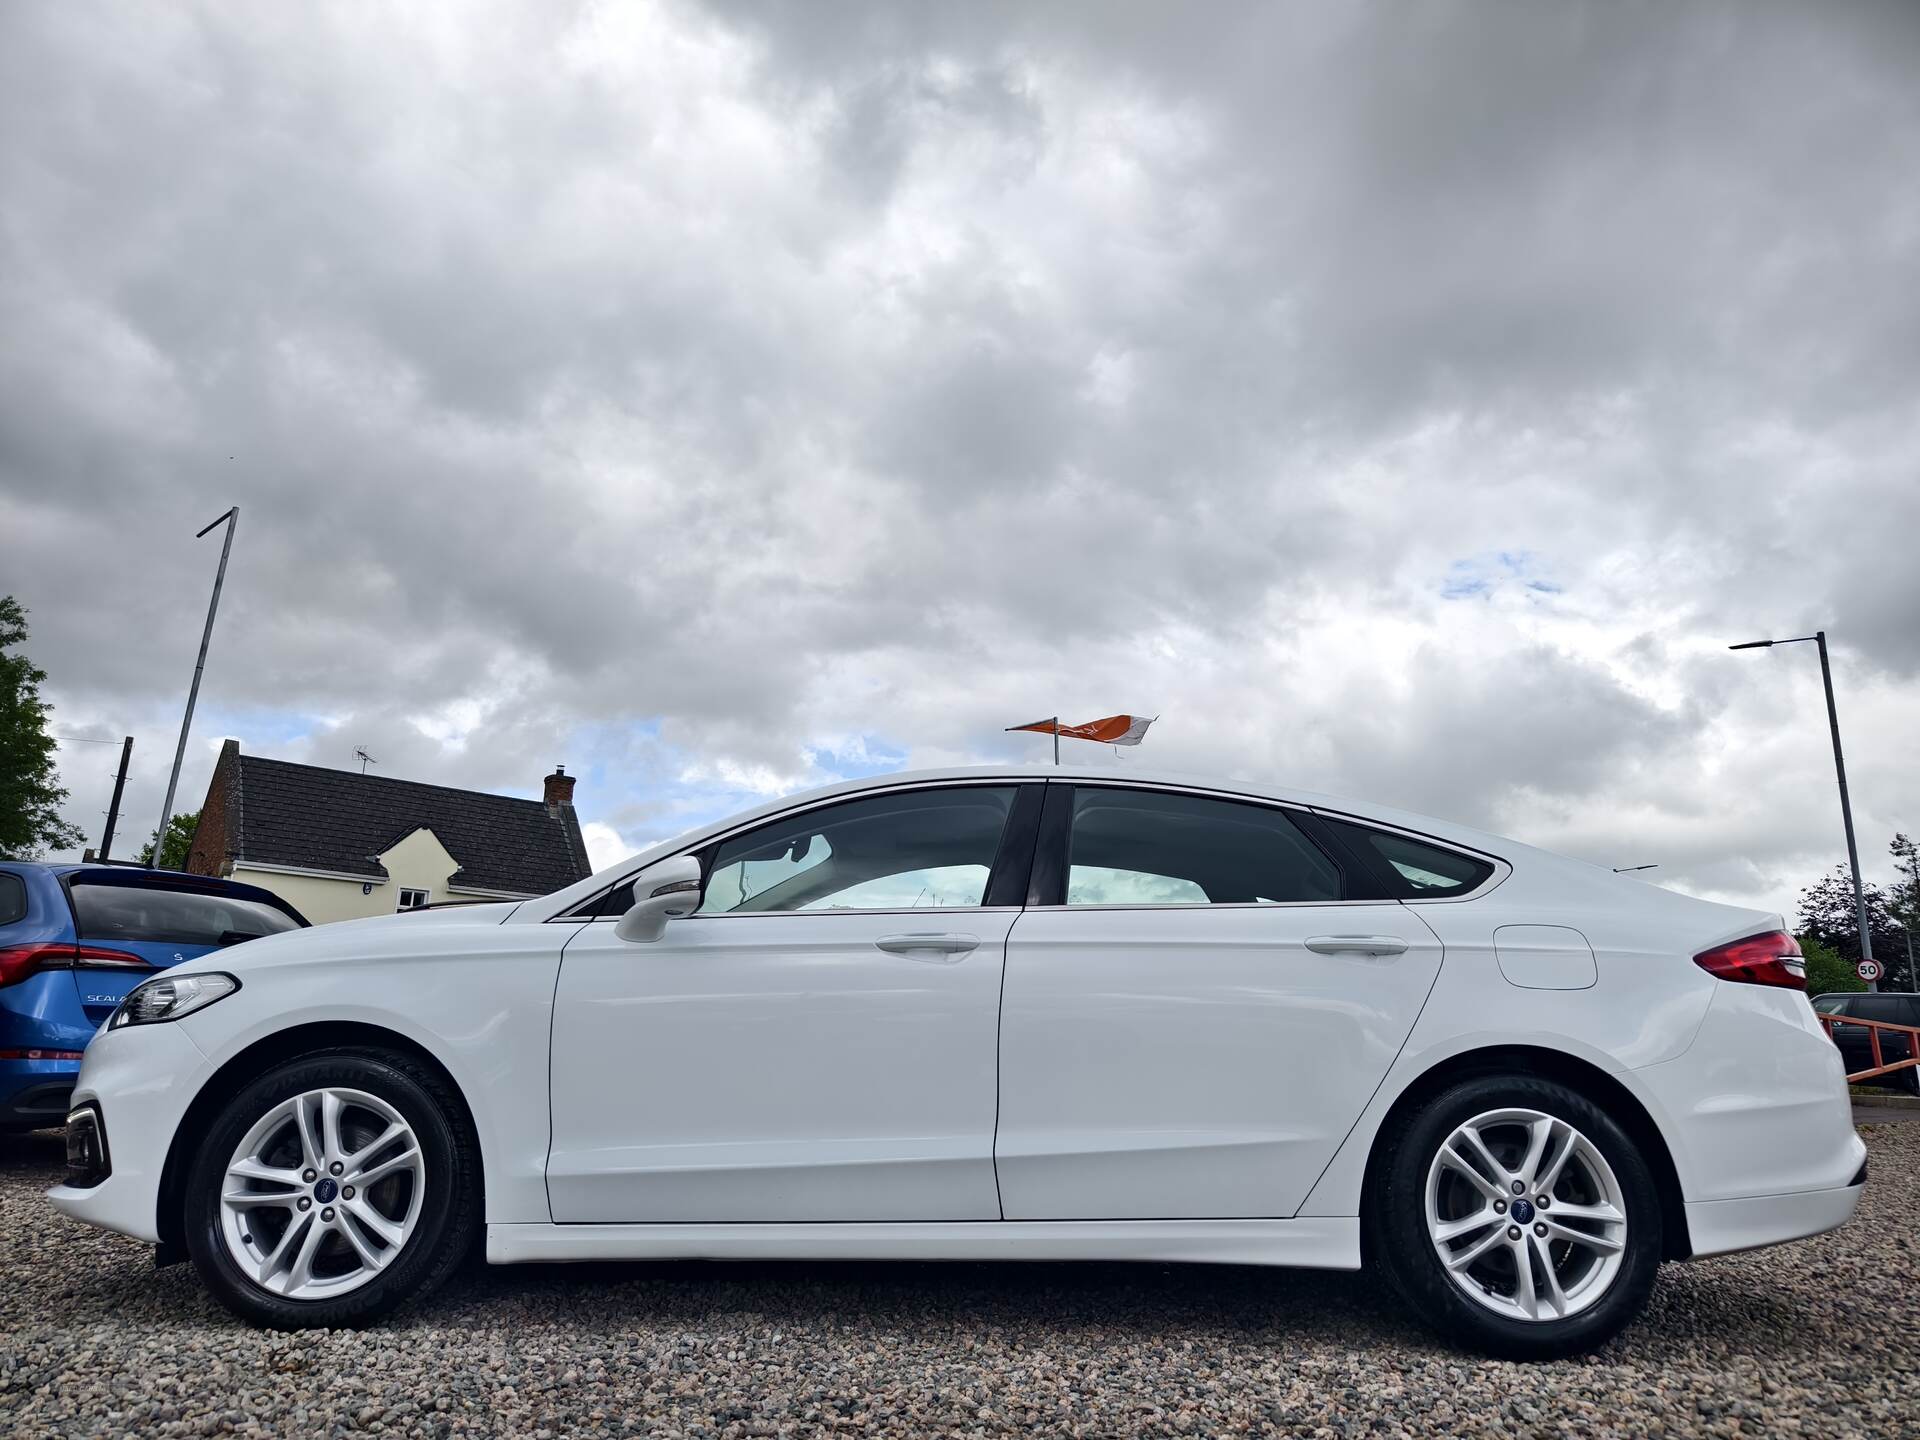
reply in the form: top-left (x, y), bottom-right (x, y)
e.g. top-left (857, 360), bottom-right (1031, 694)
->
top-left (1799, 934), bottom-right (1864, 997)
top-left (1798, 864), bottom-right (1902, 961)
top-left (0, 595), bottom-right (84, 857)
top-left (1890, 833), bottom-right (1920, 985)
top-left (1798, 849), bottom-right (1920, 991)
top-left (137, 811), bottom-right (199, 870)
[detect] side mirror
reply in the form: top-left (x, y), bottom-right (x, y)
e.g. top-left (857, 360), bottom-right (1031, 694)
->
top-left (614, 855), bottom-right (705, 943)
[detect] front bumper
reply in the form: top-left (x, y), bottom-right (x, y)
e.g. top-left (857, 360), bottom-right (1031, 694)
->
top-left (45, 1022), bottom-right (210, 1244)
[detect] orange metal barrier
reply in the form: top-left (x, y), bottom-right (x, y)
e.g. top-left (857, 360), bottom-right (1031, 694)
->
top-left (1818, 1011), bottom-right (1920, 1085)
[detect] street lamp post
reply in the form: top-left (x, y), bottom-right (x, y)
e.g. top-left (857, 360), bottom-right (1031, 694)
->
top-left (153, 507), bottom-right (239, 869)
top-left (1730, 630), bottom-right (1876, 989)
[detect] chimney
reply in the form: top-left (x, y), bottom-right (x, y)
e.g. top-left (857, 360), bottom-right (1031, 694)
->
top-left (543, 765), bottom-right (576, 812)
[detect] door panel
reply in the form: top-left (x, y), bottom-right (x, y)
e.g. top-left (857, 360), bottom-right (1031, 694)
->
top-left (996, 902), bottom-right (1442, 1219)
top-left (547, 908), bottom-right (1016, 1223)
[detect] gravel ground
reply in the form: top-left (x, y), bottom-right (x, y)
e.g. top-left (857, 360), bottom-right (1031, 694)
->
top-left (3, 1120), bottom-right (1916, 1439)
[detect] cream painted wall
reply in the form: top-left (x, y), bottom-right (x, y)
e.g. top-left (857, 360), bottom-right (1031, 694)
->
top-left (231, 826), bottom-right (530, 925)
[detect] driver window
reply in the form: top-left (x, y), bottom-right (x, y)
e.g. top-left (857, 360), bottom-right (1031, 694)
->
top-left (696, 787), bottom-right (1017, 914)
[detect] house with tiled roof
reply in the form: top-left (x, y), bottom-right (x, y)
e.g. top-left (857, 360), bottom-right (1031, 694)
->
top-left (183, 740), bottom-right (592, 923)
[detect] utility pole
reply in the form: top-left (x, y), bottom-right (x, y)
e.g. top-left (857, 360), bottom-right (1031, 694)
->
top-left (154, 507), bottom-right (238, 869)
top-left (1731, 630), bottom-right (1876, 989)
top-left (1813, 631), bottom-right (1875, 992)
top-left (98, 736), bottom-right (133, 860)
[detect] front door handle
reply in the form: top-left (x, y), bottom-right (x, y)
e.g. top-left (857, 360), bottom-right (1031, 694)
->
top-left (875, 932), bottom-right (980, 961)
top-left (1305, 934), bottom-right (1410, 957)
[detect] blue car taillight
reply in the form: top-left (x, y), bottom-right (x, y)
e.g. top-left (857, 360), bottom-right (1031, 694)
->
top-left (0, 942), bottom-right (151, 989)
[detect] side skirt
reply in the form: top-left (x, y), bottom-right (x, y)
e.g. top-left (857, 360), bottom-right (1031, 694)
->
top-left (487, 1217), bottom-right (1362, 1268)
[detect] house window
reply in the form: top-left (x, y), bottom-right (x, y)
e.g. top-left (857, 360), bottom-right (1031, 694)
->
top-left (397, 888), bottom-right (431, 911)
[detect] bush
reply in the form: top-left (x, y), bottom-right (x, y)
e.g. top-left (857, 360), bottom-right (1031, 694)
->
top-left (1801, 934), bottom-right (1865, 997)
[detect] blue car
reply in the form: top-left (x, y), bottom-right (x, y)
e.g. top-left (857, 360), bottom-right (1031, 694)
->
top-left (0, 861), bottom-right (308, 1131)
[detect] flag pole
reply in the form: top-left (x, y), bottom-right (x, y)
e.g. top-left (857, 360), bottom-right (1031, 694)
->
top-left (1053, 716), bottom-right (1059, 766)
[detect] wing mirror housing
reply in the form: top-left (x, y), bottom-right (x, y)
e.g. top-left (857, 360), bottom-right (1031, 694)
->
top-left (614, 855), bottom-right (705, 943)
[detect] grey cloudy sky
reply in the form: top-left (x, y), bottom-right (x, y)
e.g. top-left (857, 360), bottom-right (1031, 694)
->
top-left (3, 0), bottom-right (1916, 918)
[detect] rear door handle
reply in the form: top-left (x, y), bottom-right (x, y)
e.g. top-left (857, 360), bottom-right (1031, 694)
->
top-left (1305, 934), bottom-right (1410, 957)
top-left (875, 932), bottom-right (981, 961)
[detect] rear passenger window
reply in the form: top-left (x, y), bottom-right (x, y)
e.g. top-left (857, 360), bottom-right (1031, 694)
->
top-left (1319, 819), bottom-right (1495, 898)
top-left (0, 872), bottom-right (25, 926)
top-left (70, 881), bottom-right (302, 946)
top-left (1064, 788), bottom-right (1342, 905)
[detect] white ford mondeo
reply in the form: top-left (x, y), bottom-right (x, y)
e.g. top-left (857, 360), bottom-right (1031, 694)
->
top-left (49, 767), bottom-right (1862, 1357)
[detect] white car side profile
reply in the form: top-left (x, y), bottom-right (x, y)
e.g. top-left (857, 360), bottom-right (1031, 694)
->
top-left (48, 766), bottom-right (1864, 1358)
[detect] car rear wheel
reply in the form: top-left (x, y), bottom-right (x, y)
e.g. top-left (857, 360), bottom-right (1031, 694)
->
top-left (1369, 1074), bottom-right (1662, 1359)
top-left (183, 1049), bottom-right (477, 1328)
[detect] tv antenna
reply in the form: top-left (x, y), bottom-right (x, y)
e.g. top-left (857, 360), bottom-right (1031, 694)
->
top-left (355, 747), bottom-right (378, 775)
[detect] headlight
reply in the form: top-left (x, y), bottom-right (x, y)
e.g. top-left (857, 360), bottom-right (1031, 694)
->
top-left (108, 972), bottom-right (240, 1029)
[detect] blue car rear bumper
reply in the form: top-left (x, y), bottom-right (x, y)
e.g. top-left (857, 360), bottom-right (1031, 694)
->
top-left (1, 970), bottom-right (91, 1129)
top-left (1, 1057), bottom-right (80, 1128)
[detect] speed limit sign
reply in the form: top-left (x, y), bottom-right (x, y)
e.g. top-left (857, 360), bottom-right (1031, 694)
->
top-left (1857, 958), bottom-right (1883, 983)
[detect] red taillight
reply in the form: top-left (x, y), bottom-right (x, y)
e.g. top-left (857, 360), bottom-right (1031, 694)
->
top-left (0, 1048), bottom-right (86, 1061)
top-left (0, 942), bottom-right (151, 988)
top-left (1693, 930), bottom-right (1806, 990)
top-left (0, 942), bottom-right (79, 989)
top-left (72, 944), bottom-right (153, 971)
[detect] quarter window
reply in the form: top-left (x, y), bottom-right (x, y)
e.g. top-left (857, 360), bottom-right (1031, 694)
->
top-left (1063, 788), bottom-right (1342, 905)
top-left (0, 872), bottom-right (25, 926)
top-left (1318, 818), bottom-right (1495, 898)
top-left (697, 787), bottom-right (1018, 914)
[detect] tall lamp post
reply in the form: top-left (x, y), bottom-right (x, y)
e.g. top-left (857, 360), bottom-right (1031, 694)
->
top-left (1730, 631), bottom-right (1875, 989)
top-left (153, 507), bottom-right (239, 869)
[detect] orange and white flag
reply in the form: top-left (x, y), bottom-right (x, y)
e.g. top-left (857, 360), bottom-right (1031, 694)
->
top-left (1007, 714), bottom-right (1156, 745)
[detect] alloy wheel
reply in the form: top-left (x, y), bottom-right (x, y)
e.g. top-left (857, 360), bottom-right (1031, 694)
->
top-left (1423, 1106), bottom-right (1628, 1322)
top-left (218, 1087), bottom-right (427, 1300)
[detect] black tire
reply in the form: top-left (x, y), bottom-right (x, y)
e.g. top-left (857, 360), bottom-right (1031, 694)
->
top-left (183, 1048), bottom-right (478, 1328)
top-left (1367, 1074), bottom-right (1662, 1360)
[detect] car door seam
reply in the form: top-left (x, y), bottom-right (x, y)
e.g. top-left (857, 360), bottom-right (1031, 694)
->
top-left (543, 922), bottom-right (591, 1224)
top-left (1290, 900), bottom-right (1448, 1218)
top-left (990, 908), bottom-right (1027, 1221)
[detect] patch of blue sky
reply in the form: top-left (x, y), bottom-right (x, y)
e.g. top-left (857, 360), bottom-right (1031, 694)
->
top-left (1440, 551), bottom-right (1563, 601)
top-left (573, 719), bottom-right (911, 856)
top-left (198, 706), bottom-right (321, 748)
top-left (803, 737), bottom-right (908, 781)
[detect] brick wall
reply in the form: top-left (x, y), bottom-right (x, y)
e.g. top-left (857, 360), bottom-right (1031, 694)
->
top-left (185, 738), bottom-right (240, 877)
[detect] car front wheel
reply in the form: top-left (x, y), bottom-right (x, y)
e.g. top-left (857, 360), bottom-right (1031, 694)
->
top-left (1369, 1074), bottom-right (1663, 1359)
top-left (183, 1048), bottom-right (477, 1328)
